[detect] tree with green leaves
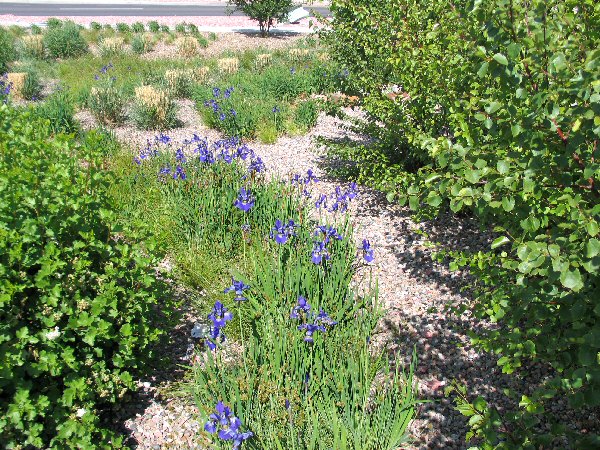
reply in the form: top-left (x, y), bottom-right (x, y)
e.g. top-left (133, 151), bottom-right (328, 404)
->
top-left (227, 0), bottom-right (295, 36)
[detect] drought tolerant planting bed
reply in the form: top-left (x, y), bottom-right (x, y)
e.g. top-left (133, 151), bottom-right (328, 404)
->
top-left (0, 19), bottom-right (418, 449)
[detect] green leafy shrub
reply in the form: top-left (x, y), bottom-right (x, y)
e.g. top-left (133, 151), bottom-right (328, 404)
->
top-left (131, 22), bottom-right (145, 33)
top-left (324, 0), bottom-right (600, 446)
top-left (187, 23), bottom-right (198, 34)
top-left (43, 21), bottom-right (88, 58)
top-left (45, 17), bottom-right (62, 29)
top-left (0, 104), bottom-right (167, 448)
top-left (175, 23), bottom-right (186, 34)
top-left (195, 33), bottom-right (208, 48)
top-left (0, 27), bottom-right (16, 73)
top-left (90, 21), bottom-right (102, 31)
top-left (160, 24), bottom-right (170, 33)
top-left (208, 31), bottom-right (217, 41)
top-left (33, 89), bottom-right (78, 134)
top-left (103, 23), bottom-right (113, 31)
top-left (147, 20), bottom-right (160, 33)
top-left (116, 22), bottom-right (130, 33)
top-left (30, 24), bottom-right (42, 35)
top-left (227, 0), bottom-right (294, 36)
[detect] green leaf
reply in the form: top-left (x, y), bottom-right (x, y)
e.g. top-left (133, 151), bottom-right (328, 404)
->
top-left (502, 196), bottom-right (515, 212)
top-left (587, 239), bottom-right (600, 258)
top-left (477, 61), bottom-right (489, 78)
top-left (587, 220), bottom-right (599, 237)
top-left (493, 53), bottom-right (508, 65)
top-left (491, 236), bottom-right (510, 249)
top-left (560, 269), bottom-right (583, 291)
top-left (497, 160), bottom-right (510, 174)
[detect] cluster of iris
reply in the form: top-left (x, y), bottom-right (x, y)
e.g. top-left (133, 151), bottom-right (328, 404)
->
top-left (204, 86), bottom-right (236, 122)
top-left (290, 296), bottom-right (337, 342)
top-left (311, 224), bottom-right (344, 265)
top-left (0, 74), bottom-right (11, 104)
top-left (204, 401), bottom-right (253, 450)
top-left (314, 182), bottom-right (358, 213)
top-left (93, 62), bottom-right (116, 81)
top-left (133, 133), bottom-right (265, 182)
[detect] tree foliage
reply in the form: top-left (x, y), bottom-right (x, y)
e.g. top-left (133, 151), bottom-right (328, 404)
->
top-left (227, 0), bottom-right (295, 36)
top-left (322, 0), bottom-right (600, 447)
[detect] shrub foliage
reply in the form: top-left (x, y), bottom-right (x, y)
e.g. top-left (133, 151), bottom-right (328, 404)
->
top-left (43, 21), bottom-right (88, 59)
top-left (0, 105), bottom-right (165, 447)
top-left (323, 0), bottom-right (600, 447)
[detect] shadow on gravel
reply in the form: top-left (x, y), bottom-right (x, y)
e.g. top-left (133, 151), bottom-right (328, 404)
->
top-left (232, 29), bottom-right (303, 38)
top-left (100, 282), bottom-right (203, 448)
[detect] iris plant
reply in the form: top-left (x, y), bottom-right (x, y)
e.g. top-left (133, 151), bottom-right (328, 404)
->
top-left (270, 219), bottom-right (297, 244)
top-left (362, 239), bottom-right (374, 263)
top-left (234, 187), bottom-right (255, 212)
top-left (204, 401), bottom-right (253, 449)
top-left (224, 277), bottom-right (250, 302)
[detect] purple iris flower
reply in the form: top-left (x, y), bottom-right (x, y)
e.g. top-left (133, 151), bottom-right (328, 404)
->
top-left (213, 87), bottom-right (221, 98)
top-left (315, 194), bottom-right (327, 210)
top-left (248, 157), bottom-right (265, 174)
top-left (291, 173), bottom-right (302, 185)
top-left (236, 144), bottom-right (254, 160)
top-left (230, 108), bottom-right (237, 117)
top-left (219, 112), bottom-right (227, 121)
top-left (204, 402), bottom-right (253, 449)
top-left (94, 74), bottom-right (100, 80)
top-left (297, 323), bottom-right (327, 342)
top-left (175, 147), bottom-right (186, 162)
top-left (234, 187), bottom-right (255, 212)
top-left (173, 165), bottom-right (186, 180)
top-left (315, 309), bottom-right (338, 326)
top-left (290, 67), bottom-right (296, 75)
top-left (155, 133), bottom-right (171, 144)
top-left (208, 301), bottom-right (233, 328)
top-left (224, 86), bottom-right (234, 98)
top-left (346, 182), bottom-right (358, 200)
top-left (290, 296), bottom-right (311, 319)
top-left (224, 277), bottom-right (250, 302)
top-left (315, 225), bottom-right (343, 243)
top-left (303, 189), bottom-right (312, 199)
top-left (158, 166), bottom-right (171, 178)
top-left (272, 106), bottom-right (280, 114)
top-left (304, 169), bottom-right (319, 184)
top-left (270, 219), bottom-right (297, 244)
top-left (362, 239), bottom-right (374, 263)
top-left (311, 241), bottom-right (330, 265)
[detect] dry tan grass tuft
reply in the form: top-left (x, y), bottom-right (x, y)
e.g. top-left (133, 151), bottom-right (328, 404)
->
top-left (7, 73), bottom-right (27, 99)
top-left (217, 57), bottom-right (239, 74)
top-left (175, 36), bottom-right (200, 58)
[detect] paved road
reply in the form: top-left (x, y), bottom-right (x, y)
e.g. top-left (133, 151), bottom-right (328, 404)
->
top-left (0, 2), bottom-right (329, 16)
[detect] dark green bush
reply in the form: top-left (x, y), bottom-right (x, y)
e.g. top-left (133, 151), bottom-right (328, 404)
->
top-left (0, 27), bottom-right (16, 73)
top-left (90, 21), bottom-right (102, 31)
top-left (294, 99), bottom-right (319, 131)
top-left (31, 24), bottom-right (42, 35)
top-left (175, 23), bottom-right (186, 34)
top-left (116, 23), bottom-right (130, 33)
top-left (0, 104), bottom-right (167, 447)
top-left (131, 22), bottom-right (145, 33)
top-left (147, 20), bottom-right (160, 33)
top-left (324, 0), bottom-right (600, 446)
top-left (160, 24), bottom-right (170, 33)
top-left (131, 34), bottom-right (152, 54)
top-left (43, 21), bottom-right (88, 59)
top-left (45, 17), bottom-right (62, 29)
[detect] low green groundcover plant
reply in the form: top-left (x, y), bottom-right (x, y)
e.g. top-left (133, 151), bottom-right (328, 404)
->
top-left (120, 134), bottom-right (418, 448)
top-left (0, 105), bottom-right (168, 447)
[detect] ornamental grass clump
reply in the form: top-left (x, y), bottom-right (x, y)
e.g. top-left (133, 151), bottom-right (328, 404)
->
top-left (99, 36), bottom-right (125, 57)
top-left (132, 84), bottom-right (178, 130)
top-left (87, 63), bottom-right (127, 125)
top-left (175, 35), bottom-right (201, 57)
top-left (255, 52), bottom-right (272, 69)
top-left (21, 34), bottom-right (44, 58)
top-left (131, 33), bottom-right (153, 54)
top-left (6, 72), bottom-right (26, 99)
top-left (218, 57), bottom-right (239, 74)
top-left (164, 68), bottom-right (195, 98)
